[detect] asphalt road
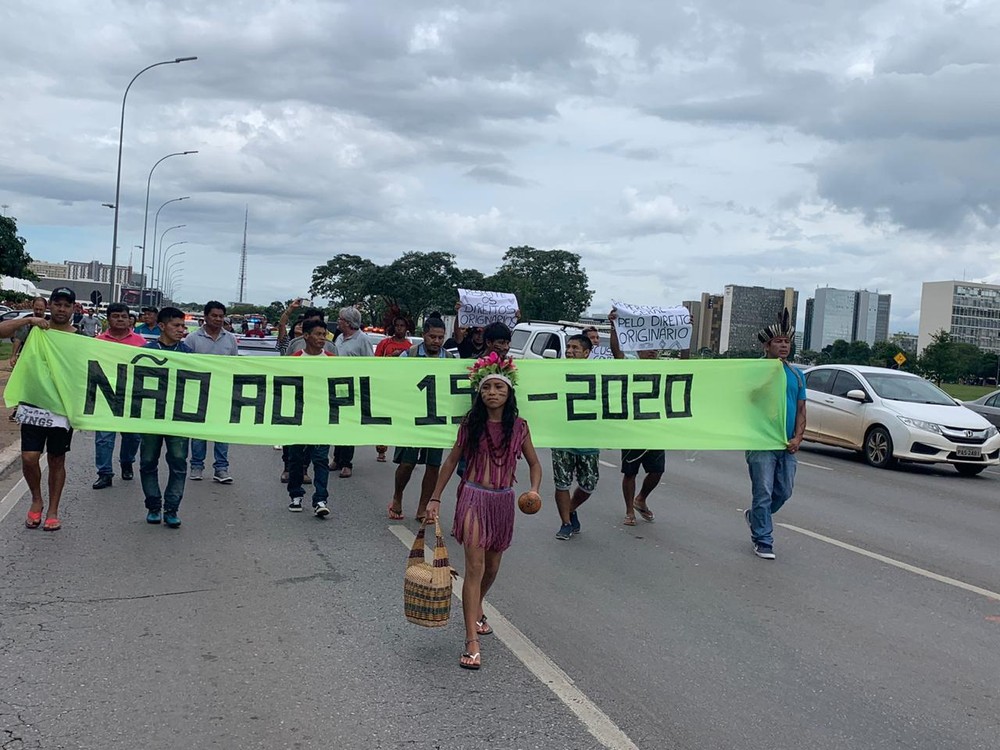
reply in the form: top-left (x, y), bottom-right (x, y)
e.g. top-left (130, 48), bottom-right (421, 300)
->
top-left (1, 437), bottom-right (998, 750)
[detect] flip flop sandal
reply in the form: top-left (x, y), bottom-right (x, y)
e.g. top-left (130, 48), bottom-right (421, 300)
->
top-left (634, 503), bottom-right (655, 522)
top-left (42, 518), bottom-right (62, 532)
top-left (460, 639), bottom-right (481, 670)
top-left (476, 616), bottom-right (493, 636)
top-left (25, 510), bottom-right (42, 529)
top-left (387, 504), bottom-right (405, 521)
top-left (623, 515), bottom-right (637, 526)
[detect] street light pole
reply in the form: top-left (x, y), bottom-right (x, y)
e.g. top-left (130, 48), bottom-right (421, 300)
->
top-left (140, 151), bottom-right (197, 304)
top-left (109, 56), bottom-right (197, 304)
top-left (160, 247), bottom-right (186, 291)
top-left (156, 225), bottom-right (185, 292)
top-left (150, 197), bottom-right (188, 302)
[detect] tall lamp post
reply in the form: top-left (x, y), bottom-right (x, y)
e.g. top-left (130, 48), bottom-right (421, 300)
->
top-left (150, 197), bottom-right (188, 302)
top-left (161, 249), bottom-right (186, 294)
top-left (140, 151), bottom-right (197, 303)
top-left (155, 225), bottom-right (185, 293)
top-left (109, 56), bottom-right (197, 303)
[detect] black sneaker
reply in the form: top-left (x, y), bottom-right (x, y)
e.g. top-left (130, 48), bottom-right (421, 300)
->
top-left (92, 475), bottom-right (113, 490)
top-left (288, 498), bottom-right (303, 512)
top-left (753, 544), bottom-right (776, 560)
top-left (121, 463), bottom-right (134, 481)
top-left (313, 501), bottom-right (330, 518)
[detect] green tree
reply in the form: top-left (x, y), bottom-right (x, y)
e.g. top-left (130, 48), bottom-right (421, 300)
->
top-left (0, 215), bottom-right (38, 281)
top-left (381, 251), bottom-right (467, 320)
top-left (310, 254), bottom-right (382, 324)
top-left (485, 246), bottom-right (593, 321)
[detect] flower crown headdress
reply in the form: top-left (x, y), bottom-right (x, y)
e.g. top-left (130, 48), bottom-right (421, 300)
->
top-left (468, 352), bottom-right (518, 391)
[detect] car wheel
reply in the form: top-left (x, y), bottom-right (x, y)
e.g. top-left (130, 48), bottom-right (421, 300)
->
top-left (955, 464), bottom-right (986, 477)
top-left (863, 426), bottom-right (895, 468)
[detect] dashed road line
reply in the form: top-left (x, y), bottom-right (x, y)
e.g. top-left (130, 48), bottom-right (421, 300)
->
top-left (777, 522), bottom-right (1000, 603)
top-left (598, 460), bottom-right (617, 469)
top-left (388, 525), bottom-right (640, 750)
top-left (796, 460), bottom-right (834, 471)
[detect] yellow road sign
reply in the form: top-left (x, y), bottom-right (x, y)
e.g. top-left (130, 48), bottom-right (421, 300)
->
top-left (894, 352), bottom-right (907, 366)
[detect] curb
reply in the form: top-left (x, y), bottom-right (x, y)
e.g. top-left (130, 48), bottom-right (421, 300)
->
top-left (0, 441), bottom-right (20, 475)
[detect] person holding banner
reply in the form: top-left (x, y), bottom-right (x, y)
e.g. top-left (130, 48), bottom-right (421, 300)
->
top-left (608, 309), bottom-right (665, 526)
top-left (552, 334), bottom-right (600, 541)
top-left (744, 310), bottom-right (806, 560)
top-left (139, 307), bottom-right (193, 529)
top-left (425, 354), bottom-right (542, 670)
top-left (2, 288), bottom-right (76, 532)
top-left (389, 318), bottom-right (453, 522)
top-left (331, 307), bottom-right (373, 478)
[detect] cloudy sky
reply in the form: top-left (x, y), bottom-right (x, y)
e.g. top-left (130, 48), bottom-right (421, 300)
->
top-left (3, 0), bottom-right (998, 332)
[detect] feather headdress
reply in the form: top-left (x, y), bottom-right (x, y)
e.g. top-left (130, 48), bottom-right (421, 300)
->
top-left (757, 307), bottom-right (795, 344)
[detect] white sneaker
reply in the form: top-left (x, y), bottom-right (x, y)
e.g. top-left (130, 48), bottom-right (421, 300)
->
top-left (288, 498), bottom-right (303, 512)
top-left (753, 544), bottom-right (776, 560)
top-left (313, 501), bottom-right (330, 518)
top-left (213, 470), bottom-right (234, 484)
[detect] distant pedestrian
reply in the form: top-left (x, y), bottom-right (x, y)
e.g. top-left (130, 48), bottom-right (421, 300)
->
top-left (426, 355), bottom-right (542, 670)
top-left (744, 309), bottom-right (806, 560)
top-left (91, 303), bottom-right (147, 490)
top-left (134, 307), bottom-right (161, 336)
top-left (187, 301), bottom-right (239, 484)
top-left (551, 334), bottom-right (600, 540)
top-left (9, 296), bottom-right (47, 370)
top-left (285, 307), bottom-right (336, 355)
top-left (286, 319), bottom-right (334, 518)
top-left (79, 308), bottom-right (100, 337)
top-left (331, 306), bottom-right (373, 479)
top-left (374, 315), bottom-right (412, 358)
top-left (139, 307), bottom-right (193, 529)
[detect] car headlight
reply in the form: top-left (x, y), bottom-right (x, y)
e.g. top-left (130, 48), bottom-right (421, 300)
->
top-left (897, 416), bottom-right (944, 435)
top-left (986, 426), bottom-right (999, 439)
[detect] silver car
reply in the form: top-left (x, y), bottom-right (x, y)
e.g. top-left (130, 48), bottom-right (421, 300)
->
top-left (963, 390), bottom-right (1000, 429)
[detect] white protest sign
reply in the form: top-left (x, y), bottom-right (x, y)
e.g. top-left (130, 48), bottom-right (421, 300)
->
top-left (589, 345), bottom-right (614, 360)
top-left (611, 301), bottom-right (692, 352)
top-left (458, 289), bottom-right (519, 328)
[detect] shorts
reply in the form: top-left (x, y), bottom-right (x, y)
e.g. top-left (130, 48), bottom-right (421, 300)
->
top-left (551, 450), bottom-right (599, 493)
top-left (620, 449), bottom-right (666, 477)
top-left (393, 446), bottom-right (444, 467)
top-left (21, 424), bottom-right (73, 456)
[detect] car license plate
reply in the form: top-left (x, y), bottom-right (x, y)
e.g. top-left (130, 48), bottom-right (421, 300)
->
top-left (956, 446), bottom-right (982, 458)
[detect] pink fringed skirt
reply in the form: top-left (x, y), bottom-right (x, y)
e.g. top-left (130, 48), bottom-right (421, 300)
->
top-left (453, 480), bottom-right (516, 552)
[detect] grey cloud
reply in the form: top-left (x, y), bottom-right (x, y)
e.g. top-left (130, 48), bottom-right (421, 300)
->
top-left (463, 166), bottom-right (533, 187)
top-left (593, 139), bottom-right (661, 161)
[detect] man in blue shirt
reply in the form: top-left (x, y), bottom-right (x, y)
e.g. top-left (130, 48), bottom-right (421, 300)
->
top-left (388, 318), bottom-right (453, 522)
top-left (134, 307), bottom-right (162, 336)
top-left (139, 307), bottom-right (192, 529)
top-left (744, 309), bottom-right (807, 560)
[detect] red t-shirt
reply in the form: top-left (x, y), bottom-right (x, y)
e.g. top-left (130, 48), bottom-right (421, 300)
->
top-left (96, 330), bottom-right (148, 347)
top-left (375, 337), bottom-right (412, 357)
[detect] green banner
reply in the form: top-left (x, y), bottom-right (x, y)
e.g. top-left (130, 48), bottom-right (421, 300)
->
top-left (4, 331), bottom-right (787, 450)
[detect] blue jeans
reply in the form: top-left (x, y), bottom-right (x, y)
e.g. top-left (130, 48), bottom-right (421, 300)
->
top-left (745, 450), bottom-right (797, 548)
top-left (94, 431), bottom-right (140, 476)
top-left (190, 440), bottom-right (229, 471)
top-left (287, 445), bottom-right (330, 506)
top-left (141, 435), bottom-right (190, 512)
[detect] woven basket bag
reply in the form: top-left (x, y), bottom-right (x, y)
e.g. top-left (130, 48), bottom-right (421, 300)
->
top-left (404, 519), bottom-right (453, 627)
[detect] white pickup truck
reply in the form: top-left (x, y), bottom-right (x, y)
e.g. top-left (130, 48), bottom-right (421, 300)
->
top-left (507, 321), bottom-right (611, 359)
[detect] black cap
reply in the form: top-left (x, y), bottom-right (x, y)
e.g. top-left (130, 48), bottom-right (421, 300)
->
top-left (50, 287), bottom-right (76, 303)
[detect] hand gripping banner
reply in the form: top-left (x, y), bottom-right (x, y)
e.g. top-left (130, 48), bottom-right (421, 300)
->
top-left (4, 331), bottom-right (788, 450)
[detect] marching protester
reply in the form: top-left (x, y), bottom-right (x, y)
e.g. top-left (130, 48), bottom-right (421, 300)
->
top-left (745, 310), bottom-right (806, 560)
top-left (389, 317), bottom-right (452, 522)
top-left (276, 302), bottom-right (313, 483)
top-left (286, 319), bottom-right (333, 517)
top-left (482, 322), bottom-right (512, 360)
top-left (9, 296), bottom-right (48, 370)
top-left (608, 309), bottom-right (665, 525)
top-left (1, 287), bottom-right (76, 531)
top-left (374, 315), bottom-right (412, 357)
top-left (551, 334), bottom-right (600, 540)
top-left (286, 306), bottom-right (336, 355)
top-left (331, 306), bottom-right (373, 478)
top-left (139, 307), bottom-right (193, 529)
top-left (91, 302), bottom-right (147, 490)
top-left (79, 308), bottom-right (100, 337)
top-left (425, 354), bottom-right (542, 670)
top-left (134, 307), bottom-right (161, 336)
top-left (582, 326), bottom-right (601, 348)
top-left (187, 301), bottom-right (239, 484)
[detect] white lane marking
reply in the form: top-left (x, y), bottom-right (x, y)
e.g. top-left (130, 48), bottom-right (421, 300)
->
top-left (389, 525), bottom-right (640, 750)
top-left (777, 522), bottom-right (1000, 603)
top-left (0, 456), bottom-right (45, 525)
top-left (598, 460), bottom-right (617, 469)
top-left (795, 460), bottom-right (834, 471)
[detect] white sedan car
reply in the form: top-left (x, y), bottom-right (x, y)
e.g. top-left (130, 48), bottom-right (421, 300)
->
top-left (802, 365), bottom-right (1000, 476)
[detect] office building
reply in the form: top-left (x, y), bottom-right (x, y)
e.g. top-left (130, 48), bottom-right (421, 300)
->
top-left (807, 288), bottom-right (891, 349)
top-left (28, 261), bottom-right (68, 279)
top-left (683, 293), bottom-right (724, 353)
top-left (891, 332), bottom-right (918, 354)
top-left (719, 285), bottom-right (798, 354)
top-left (803, 298), bottom-right (815, 350)
top-left (918, 280), bottom-right (1000, 354)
